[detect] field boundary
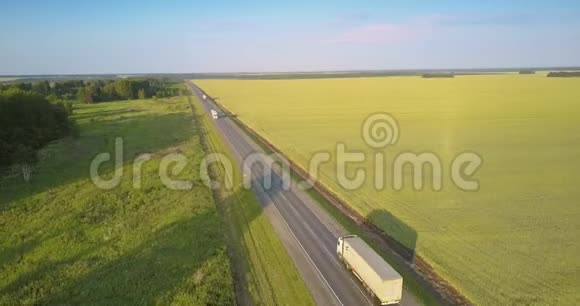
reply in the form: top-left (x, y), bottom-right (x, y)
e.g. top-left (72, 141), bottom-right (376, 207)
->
top-left (195, 85), bottom-right (472, 306)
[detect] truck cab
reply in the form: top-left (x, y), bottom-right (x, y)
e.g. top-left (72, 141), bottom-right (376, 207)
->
top-left (336, 235), bottom-right (357, 256)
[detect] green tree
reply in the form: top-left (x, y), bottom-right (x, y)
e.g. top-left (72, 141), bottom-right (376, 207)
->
top-left (46, 93), bottom-right (59, 103)
top-left (114, 79), bottom-right (133, 99)
top-left (32, 80), bottom-right (50, 96)
top-left (0, 89), bottom-right (74, 171)
top-left (102, 81), bottom-right (117, 100)
top-left (77, 87), bottom-right (94, 104)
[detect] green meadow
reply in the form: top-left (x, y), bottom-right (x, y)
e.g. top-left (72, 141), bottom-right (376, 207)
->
top-left (196, 74), bottom-right (580, 305)
top-left (0, 78), bottom-right (18, 83)
top-left (0, 96), bottom-right (234, 304)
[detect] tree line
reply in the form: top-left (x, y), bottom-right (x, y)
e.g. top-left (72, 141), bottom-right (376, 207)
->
top-left (0, 78), bottom-right (182, 178)
top-left (547, 71), bottom-right (580, 77)
top-left (422, 73), bottom-right (455, 78)
top-left (0, 78), bottom-right (181, 105)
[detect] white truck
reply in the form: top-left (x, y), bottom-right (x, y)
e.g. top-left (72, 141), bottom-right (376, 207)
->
top-left (337, 235), bottom-right (403, 305)
top-left (210, 109), bottom-right (218, 119)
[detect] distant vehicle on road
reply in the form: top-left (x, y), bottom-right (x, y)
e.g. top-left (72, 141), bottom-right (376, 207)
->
top-left (210, 109), bottom-right (218, 119)
top-left (337, 235), bottom-right (403, 305)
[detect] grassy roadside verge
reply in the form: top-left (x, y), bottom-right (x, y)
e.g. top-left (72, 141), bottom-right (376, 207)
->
top-left (187, 92), bottom-right (314, 305)
top-left (213, 97), bottom-right (444, 306)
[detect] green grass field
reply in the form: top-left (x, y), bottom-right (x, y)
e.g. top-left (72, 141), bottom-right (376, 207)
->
top-left (0, 77), bottom-right (18, 83)
top-left (0, 96), bottom-right (234, 304)
top-left (190, 93), bottom-right (314, 305)
top-left (197, 74), bottom-right (580, 305)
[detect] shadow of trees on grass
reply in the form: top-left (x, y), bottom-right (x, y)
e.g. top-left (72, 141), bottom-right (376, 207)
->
top-left (72, 108), bottom-right (144, 121)
top-left (1, 211), bottom-right (233, 305)
top-left (0, 111), bottom-right (198, 209)
top-left (1, 103), bottom-right (234, 304)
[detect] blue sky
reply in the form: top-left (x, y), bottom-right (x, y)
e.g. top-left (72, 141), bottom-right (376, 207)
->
top-left (1, 0), bottom-right (579, 74)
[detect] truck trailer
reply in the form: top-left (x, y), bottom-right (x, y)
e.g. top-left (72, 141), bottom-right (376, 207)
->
top-left (337, 235), bottom-right (403, 305)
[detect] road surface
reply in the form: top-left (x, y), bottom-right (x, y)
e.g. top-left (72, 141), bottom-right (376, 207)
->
top-left (188, 82), bottom-right (419, 306)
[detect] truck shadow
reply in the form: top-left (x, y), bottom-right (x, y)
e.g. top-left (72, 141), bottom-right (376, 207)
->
top-left (367, 209), bottom-right (417, 262)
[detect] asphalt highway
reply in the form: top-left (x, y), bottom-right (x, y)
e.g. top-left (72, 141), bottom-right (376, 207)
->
top-left (188, 82), bottom-right (419, 306)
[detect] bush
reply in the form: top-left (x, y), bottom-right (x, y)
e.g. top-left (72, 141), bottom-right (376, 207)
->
top-left (422, 73), bottom-right (454, 78)
top-left (0, 89), bottom-right (75, 170)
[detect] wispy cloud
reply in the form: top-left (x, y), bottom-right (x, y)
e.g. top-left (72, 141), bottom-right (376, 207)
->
top-left (325, 11), bottom-right (555, 45)
top-left (328, 19), bottom-right (432, 44)
top-left (432, 12), bottom-right (537, 27)
top-left (197, 18), bottom-right (260, 32)
top-left (328, 11), bottom-right (379, 27)
top-left (418, 11), bottom-right (579, 27)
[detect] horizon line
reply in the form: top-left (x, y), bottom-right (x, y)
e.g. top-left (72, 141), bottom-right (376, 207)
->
top-left (2, 65), bottom-right (580, 78)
